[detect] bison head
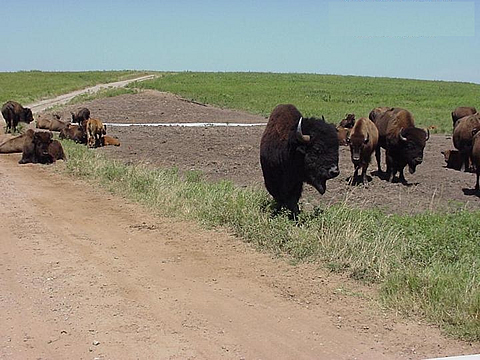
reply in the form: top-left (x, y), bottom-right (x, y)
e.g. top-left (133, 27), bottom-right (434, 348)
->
top-left (296, 117), bottom-right (340, 194)
top-left (34, 131), bottom-right (53, 163)
top-left (347, 132), bottom-right (369, 165)
top-left (21, 108), bottom-right (34, 124)
top-left (398, 127), bottom-right (429, 174)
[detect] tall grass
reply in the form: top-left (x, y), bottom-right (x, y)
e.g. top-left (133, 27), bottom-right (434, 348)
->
top-left (133, 72), bottom-right (480, 133)
top-left (60, 140), bottom-right (480, 340)
top-left (0, 70), bottom-right (148, 105)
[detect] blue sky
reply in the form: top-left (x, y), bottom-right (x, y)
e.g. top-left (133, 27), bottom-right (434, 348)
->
top-left (1, 0), bottom-right (479, 83)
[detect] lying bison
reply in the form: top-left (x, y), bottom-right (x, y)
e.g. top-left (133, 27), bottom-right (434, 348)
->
top-left (1, 101), bottom-right (34, 134)
top-left (452, 106), bottom-right (476, 129)
top-left (59, 123), bottom-right (87, 144)
top-left (0, 132), bottom-right (28, 153)
top-left (36, 113), bottom-right (68, 131)
top-left (260, 104), bottom-right (339, 215)
top-left (370, 107), bottom-right (429, 183)
top-left (71, 108), bottom-right (90, 126)
top-left (19, 129), bottom-right (65, 164)
top-left (346, 117), bottom-right (379, 185)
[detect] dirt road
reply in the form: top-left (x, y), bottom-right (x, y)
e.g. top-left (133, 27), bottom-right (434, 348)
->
top-left (1, 151), bottom-right (478, 359)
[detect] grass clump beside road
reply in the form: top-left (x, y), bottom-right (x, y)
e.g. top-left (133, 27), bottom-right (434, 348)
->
top-left (0, 70), bottom-right (148, 105)
top-left (133, 72), bottom-right (480, 134)
top-left (60, 140), bottom-right (480, 341)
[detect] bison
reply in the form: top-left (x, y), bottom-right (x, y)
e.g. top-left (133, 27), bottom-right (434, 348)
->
top-left (0, 132), bottom-right (28, 153)
top-left (339, 113), bottom-right (355, 128)
top-left (452, 113), bottom-right (480, 172)
top-left (260, 104), bottom-right (339, 215)
top-left (101, 135), bottom-right (121, 146)
top-left (370, 107), bottom-right (429, 183)
top-left (59, 123), bottom-right (87, 144)
top-left (451, 106), bottom-right (476, 129)
top-left (19, 129), bottom-right (65, 164)
top-left (71, 107), bottom-right (90, 126)
top-left (441, 149), bottom-right (464, 171)
top-left (85, 118), bottom-right (106, 148)
top-left (1, 101), bottom-right (34, 134)
top-left (336, 126), bottom-right (350, 146)
top-left (472, 128), bottom-right (480, 192)
top-left (36, 113), bottom-right (68, 132)
top-left (346, 117), bottom-right (379, 185)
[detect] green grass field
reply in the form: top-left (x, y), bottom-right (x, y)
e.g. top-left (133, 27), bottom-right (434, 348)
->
top-left (0, 70), bottom-right (148, 106)
top-left (2, 71), bottom-right (479, 341)
top-left (133, 72), bottom-right (480, 133)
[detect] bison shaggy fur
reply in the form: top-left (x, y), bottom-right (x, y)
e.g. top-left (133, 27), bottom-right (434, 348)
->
top-left (452, 113), bottom-right (480, 172)
top-left (371, 107), bottom-right (429, 183)
top-left (346, 117), bottom-right (379, 185)
top-left (1, 101), bottom-right (34, 134)
top-left (260, 104), bottom-right (339, 215)
top-left (452, 106), bottom-right (477, 129)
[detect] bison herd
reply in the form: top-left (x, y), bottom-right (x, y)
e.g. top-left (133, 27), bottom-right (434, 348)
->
top-left (0, 100), bottom-right (120, 165)
top-left (1, 99), bottom-right (479, 215)
top-left (261, 104), bottom-right (479, 215)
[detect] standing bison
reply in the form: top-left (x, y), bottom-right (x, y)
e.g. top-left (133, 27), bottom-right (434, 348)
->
top-left (71, 107), bottom-right (90, 126)
top-left (1, 101), bottom-right (34, 134)
top-left (260, 104), bottom-right (339, 215)
top-left (451, 106), bottom-right (476, 129)
top-left (369, 107), bottom-right (429, 183)
top-left (453, 113), bottom-right (480, 172)
top-left (472, 128), bottom-right (480, 192)
top-left (346, 117), bottom-right (379, 185)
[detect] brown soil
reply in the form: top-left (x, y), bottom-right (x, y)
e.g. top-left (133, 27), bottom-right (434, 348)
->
top-left (1, 89), bottom-right (479, 359)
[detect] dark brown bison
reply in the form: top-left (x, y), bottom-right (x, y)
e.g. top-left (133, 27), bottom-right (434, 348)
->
top-left (71, 107), bottom-right (90, 126)
top-left (59, 123), bottom-right (86, 144)
top-left (260, 104), bottom-right (339, 215)
top-left (19, 129), bottom-right (65, 164)
top-left (339, 113), bottom-right (355, 128)
top-left (1, 101), bottom-right (34, 134)
top-left (441, 149), bottom-right (464, 171)
top-left (452, 113), bottom-right (480, 172)
top-left (451, 106), bottom-right (476, 129)
top-left (472, 129), bottom-right (480, 192)
top-left (370, 107), bottom-right (429, 183)
top-left (346, 117), bottom-right (379, 185)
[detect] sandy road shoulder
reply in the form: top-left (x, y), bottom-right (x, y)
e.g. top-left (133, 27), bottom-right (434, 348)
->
top-left (0, 154), bottom-right (477, 359)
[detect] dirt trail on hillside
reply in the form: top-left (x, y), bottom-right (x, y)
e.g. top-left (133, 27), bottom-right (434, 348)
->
top-left (1, 154), bottom-right (478, 359)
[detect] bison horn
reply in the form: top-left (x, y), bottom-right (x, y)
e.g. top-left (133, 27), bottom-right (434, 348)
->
top-left (425, 128), bottom-right (430, 141)
top-left (399, 128), bottom-right (407, 142)
top-left (296, 117), bottom-right (311, 143)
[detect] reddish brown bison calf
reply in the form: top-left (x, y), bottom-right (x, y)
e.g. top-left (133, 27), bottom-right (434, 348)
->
top-left (346, 117), bottom-right (379, 185)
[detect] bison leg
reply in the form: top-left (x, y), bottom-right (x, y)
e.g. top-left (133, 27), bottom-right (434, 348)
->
top-left (476, 173), bottom-right (479, 192)
top-left (375, 146), bottom-right (382, 173)
top-left (361, 164), bottom-right (368, 186)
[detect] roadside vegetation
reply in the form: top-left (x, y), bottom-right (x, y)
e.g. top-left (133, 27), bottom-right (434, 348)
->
top-left (2, 71), bottom-right (479, 340)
